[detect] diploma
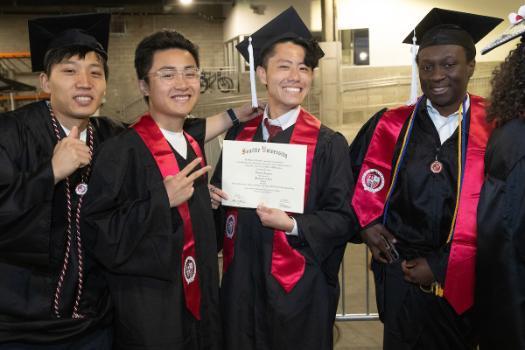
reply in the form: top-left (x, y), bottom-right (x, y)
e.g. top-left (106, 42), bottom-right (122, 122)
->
top-left (221, 140), bottom-right (307, 213)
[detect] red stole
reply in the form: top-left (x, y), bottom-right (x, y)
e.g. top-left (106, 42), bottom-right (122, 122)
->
top-left (132, 113), bottom-right (203, 320)
top-left (223, 108), bottom-right (321, 293)
top-left (443, 96), bottom-right (493, 314)
top-left (351, 104), bottom-right (415, 227)
top-left (351, 95), bottom-right (492, 314)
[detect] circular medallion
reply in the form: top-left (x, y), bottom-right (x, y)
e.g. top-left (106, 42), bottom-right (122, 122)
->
top-left (184, 256), bottom-right (197, 284)
top-left (75, 183), bottom-right (88, 196)
top-left (361, 169), bottom-right (385, 193)
top-left (430, 160), bottom-right (443, 174)
top-left (225, 214), bottom-right (236, 239)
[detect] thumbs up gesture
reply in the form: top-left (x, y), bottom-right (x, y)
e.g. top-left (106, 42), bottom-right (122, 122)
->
top-left (51, 126), bottom-right (92, 184)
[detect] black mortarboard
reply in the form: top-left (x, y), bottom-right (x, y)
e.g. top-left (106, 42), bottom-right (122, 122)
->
top-left (28, 13), bottom-right (111, 72)
top-left (236, 7), bottom-right (324, 68)
top-left (402, 8), bottom-right (502, 54)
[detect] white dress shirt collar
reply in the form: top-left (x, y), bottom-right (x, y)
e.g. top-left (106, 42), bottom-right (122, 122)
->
top-left (262, 105), bottom-right (301, 141)
top-left (426, 94), bottom-right (470, 145)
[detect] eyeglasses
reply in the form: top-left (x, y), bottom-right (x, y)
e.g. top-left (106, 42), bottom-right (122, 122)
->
top-left (147, 67), bottom-right (201, 82)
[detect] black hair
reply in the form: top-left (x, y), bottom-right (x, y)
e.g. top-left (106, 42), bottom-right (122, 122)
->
top-left (260, 37), bottom-right (322, 69)
top-left (43, 45), bottom-right (109, 78)
top-left (415, 25), bottom-right (476, 63)
top-left (134, 29), bottom-right (199, 103)
top-left (486, 38), bottom-right (525, 126)
top-left (135, 29), bottom-right (199, 81)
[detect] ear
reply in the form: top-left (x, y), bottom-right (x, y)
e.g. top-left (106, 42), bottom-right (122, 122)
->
top-left (256, 66), bottom-right (267, 86)
top-left (467, 59), bottom-right (476, 78)
top-left (139, 79), bottom-right (150, 96)
top-left (40, 73), bottom-right (51, 94)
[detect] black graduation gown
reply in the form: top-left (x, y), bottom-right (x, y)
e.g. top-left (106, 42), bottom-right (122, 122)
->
top-left (82, 118), bottom-right (222, 350)
top-left (476, 118), bottom-right (525, 350)
top-left (0, 101), bottom-right (123, 344)
top-left (212, 116), bottom-right (352, 350)
top-left (349, 98), bottom-right (477, 349)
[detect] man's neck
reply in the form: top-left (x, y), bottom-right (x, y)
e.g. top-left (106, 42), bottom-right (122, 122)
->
top-left (52, 110), bottom-right (89, 131)
top-left (267, 105), bottom-right (299, 120)
top-left (150, 110), bottom-right (185, 132)
top-left (429, 94), bottom-right (468, 118)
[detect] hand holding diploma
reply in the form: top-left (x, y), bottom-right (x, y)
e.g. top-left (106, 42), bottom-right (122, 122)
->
top-left (209, 184), bottom-right (228, 209)
top-left (256, 204), bottom-right (294, 232)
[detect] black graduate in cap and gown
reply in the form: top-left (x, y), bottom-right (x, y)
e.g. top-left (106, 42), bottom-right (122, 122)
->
top-left (476, 8), bottom-right (525, 349)
top-left (209, 7), bottom-right (353, 350)
top-left (0, 13), bottom-right (123, 349)
top-left (348, 8), bottom-right (501, 350)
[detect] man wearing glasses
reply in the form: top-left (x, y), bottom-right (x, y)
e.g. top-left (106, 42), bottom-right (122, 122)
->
top-left (82, 30), bottom-right (260, 349)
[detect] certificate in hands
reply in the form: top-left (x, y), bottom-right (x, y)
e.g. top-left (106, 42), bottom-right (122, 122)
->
top-left (221, 140), bottom-right (307, 213)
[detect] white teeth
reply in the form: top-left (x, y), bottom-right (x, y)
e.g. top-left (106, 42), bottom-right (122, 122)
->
top-left (432, 87), bottom-right (447, 94)
top-left (74, 96), bottom-right (92, 102)
top-left (284, 87), bottom-right (300, 93)
top-left (172, 95), bottom-right (190, 101)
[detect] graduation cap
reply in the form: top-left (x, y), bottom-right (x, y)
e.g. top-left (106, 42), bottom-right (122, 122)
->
top-left (236, 7), bottom-right (324, 108)
top-left (482, 5), bottom-right (525, 54)
top-left (28, 13), bottom-right (111, 72)
top-left (402, 8), bottom-right (502, 52)
top-left (403, 8), bottom-right (502, 104)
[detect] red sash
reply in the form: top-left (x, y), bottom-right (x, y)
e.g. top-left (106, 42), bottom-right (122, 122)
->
top-left (444, 96), bottom-right (493, 314)
top-left (351, 104), bottom-right (415, 227)
top-left (351, 95), bottom-right (492, 314)
top-left (132, 113), bottom-right (204, 320)
top-left (223, 109), bottom-right (321, 293)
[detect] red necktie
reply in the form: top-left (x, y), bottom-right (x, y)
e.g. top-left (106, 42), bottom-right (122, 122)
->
top-left (264, 118), bottom-right (283, 139)
top-left (263, 119), bottom-right (305, 292)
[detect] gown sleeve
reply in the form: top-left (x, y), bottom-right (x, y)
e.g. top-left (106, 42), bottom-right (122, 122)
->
top-left (425, 243), bottom-right (450, 284)
top-left (82, 134), bottom-right (177, 281)
top-left (476, 156), bottom-right (525, 349)
top-left (0, 118), bottom-right (55, 255)
top-left (210, 125), bottom-right (241, 251)
top-left (293, 132), bottom-right (353, 264)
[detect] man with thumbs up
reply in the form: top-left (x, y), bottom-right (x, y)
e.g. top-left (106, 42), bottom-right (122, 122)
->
top-left (0, 13), bottom-right (124, 349)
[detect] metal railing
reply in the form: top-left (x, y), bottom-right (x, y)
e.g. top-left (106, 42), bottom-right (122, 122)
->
top-left (336, 246), bottom-right (379, 322)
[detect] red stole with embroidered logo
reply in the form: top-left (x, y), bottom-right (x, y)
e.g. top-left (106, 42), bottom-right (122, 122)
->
top-left (132, 113), bottom-right (203, 320)
top-left (223, 108), bottom-right (321, 293)
top-left (351, 96), bottom-right (492, 315)
top-left (351, 104), bottom-right (415, 227)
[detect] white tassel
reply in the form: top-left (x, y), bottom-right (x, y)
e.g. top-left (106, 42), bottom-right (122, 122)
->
top-left (248, 37), bottom-right (258, 108)
top-left (407, 29), bottom-right (419, 106)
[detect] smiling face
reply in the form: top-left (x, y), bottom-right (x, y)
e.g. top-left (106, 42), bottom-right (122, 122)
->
top-left (40, 51), bottom-right (106, 123)
top-left (256, 41), bottom-right (313, 118)
top-left (140, 48), bottom-right (200, 123)
top-left (417, 44), bottom-right (475, 116)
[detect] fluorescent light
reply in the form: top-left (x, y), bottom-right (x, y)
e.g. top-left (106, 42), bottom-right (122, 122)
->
top-left (180, 0), bottom-right (193, 5)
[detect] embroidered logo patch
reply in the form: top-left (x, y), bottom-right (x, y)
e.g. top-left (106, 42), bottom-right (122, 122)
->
top-left (184, 256), bottom-right (197, 284)
top-left (361, 169), bottom-right (385, 193)
top-left (225, 214), bottom-right (236, 239)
